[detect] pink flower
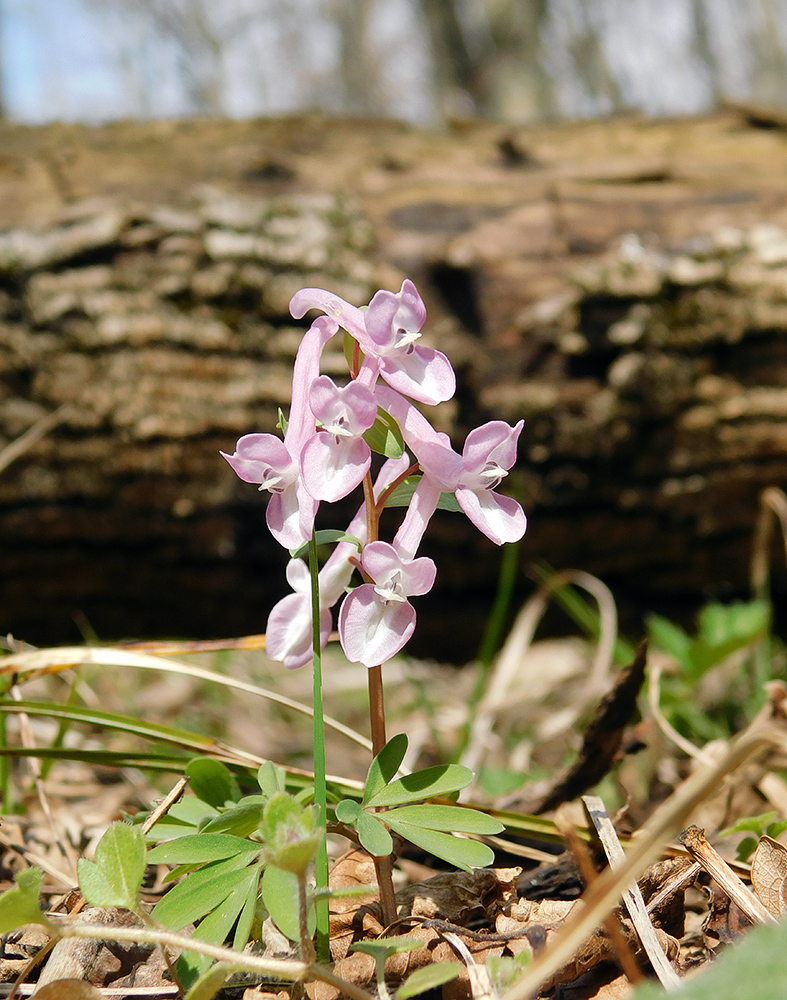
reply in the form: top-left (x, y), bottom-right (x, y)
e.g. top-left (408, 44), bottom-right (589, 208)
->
top-left (265, 455), bottom-right (413, 669)
top-left (300, 375), bottom-right (377, 502)
top-left (375, 386), bottom-right (526, 546)
top-left (454, 421), bottom-right (527, 546)
top-left (338, 541), bottom-right (436, 668)
top-left (221, 316), bottom-right (337, 548)
top-left (289, 280), bottom-right (456, 405)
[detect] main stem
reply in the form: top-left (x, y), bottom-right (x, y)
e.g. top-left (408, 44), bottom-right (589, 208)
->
top-left (361, 470), bottom-right (398, 928)
top-left (308, 534), bottom-right (330, 963)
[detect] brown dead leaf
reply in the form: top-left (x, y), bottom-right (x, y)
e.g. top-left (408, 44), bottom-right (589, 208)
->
top-left (397, 868), bottom-right (521, 922)
top-left (32, 982), bottom-right (103, 1000)
top-left (533, 641), bottom-right (648, 814)
top-left (307, 925), bottom-right (505, 1000)
top-left (703, 887), bottom-right (752, 945)
top-left (751, 834), bottom-right (787, 918)
top-left (327, 847), bottom-right (385, 960)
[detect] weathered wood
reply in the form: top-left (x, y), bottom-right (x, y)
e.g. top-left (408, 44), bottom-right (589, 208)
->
top-left (1, 110), bottom-right (786, 657)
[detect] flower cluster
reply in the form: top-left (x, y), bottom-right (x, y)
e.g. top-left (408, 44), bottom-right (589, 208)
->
top-left (222, 280), bottom-right (526, 669)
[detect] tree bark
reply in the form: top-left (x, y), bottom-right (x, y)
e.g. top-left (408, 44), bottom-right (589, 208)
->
top-left (1, 109), bottom-right (786, 656)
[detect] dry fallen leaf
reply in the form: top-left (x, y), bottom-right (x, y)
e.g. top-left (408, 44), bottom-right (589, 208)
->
top-left (751, 834), bottom-right (787, 918)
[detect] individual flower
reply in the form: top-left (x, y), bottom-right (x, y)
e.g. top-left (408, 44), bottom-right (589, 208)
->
top-left (338, 541), bottom-right (436, 668)
top-left (300, 375), bottom-right (377, 502)
top-left (289, 280), bottom-right (456, 405)
top-left (265, 454), bottom-right (413, 669)
top-left (453, 420), bottom-right (527, 546)
top-left (265, 558), bottom-right (331, 669)
top-left (220, 315), bottom-right (337, 548)
top-left (374, 385), bottom-right (527, 546)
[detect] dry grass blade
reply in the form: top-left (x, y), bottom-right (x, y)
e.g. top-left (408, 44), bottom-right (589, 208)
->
top-left (750, 486), bottom-right (787, 600)
top-left (502, 704), bottom-right (787, 1000)
top-left (460, 569), bottom-right (617, 775)
top-left (0, 644), bottom-right (372, 753)
top-left (583, 795), bottom-right (681, 989)
top-left (679, 825), bottom-right (776, 925)
top-left (648, 662), bottom-right (716, 765)
top-left (0, 405), bottom-right (68, 475)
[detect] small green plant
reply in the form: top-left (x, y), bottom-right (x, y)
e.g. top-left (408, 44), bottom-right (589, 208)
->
top-left (647, 599), bottom-right (771, 741)
top-left (334, 734), bottom-right (503, 872)
top-left (720, 811), bottom-right (787, 862)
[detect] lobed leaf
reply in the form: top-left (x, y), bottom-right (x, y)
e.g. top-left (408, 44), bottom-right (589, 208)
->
top-left (152, 854), bottom-right (259, 930)
top-left (77, 822), bottom-right (146, 911)
top-left (0, 867), bottom-right (48, 933)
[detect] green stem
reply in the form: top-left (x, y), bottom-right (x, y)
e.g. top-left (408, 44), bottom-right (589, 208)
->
top-left (308, 534), bottom-right (330, 964)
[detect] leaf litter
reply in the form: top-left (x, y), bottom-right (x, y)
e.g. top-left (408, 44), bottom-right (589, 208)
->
top-left (2, 523), bottom-right (787, 998)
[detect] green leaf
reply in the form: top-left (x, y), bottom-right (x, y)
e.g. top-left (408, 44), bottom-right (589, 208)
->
top-left (186, 759), bottom-right (241, 808)
top-left (363, 407), bottom-right (405, 458)
top-left (356, 811), bottom-right (394, 857)
top-left (289, 530), bottom-right (363, 560)
top-left (176, 864), bottom-right (260, 985)
top-left (335, 798), bottom-right (363, 824)
top-left (258, 761), bottom-right (286, 798)
top-left (363, 734), bottom-right (408, 805)
top-left (397, 961), bottom-right (461, 998)
top-left (720, 812), bottom-right (778, 837)
top-left (383, 804), bottom-right (503, 835)
top-left (152, 854), bottom-right (258, 930)
top-left (147, 833), bottom-right (261, 865)
top-left (183, 963), bottom-right (235, 1000)
top-left (352, 935), bottom-right (422, 959)
top-left (261, 793), bottom-right (321, 875)
top-left (384, 477), bottom-right (462, 513)
top-left (262, 864), bottom-right (315, 942)
top-left (77, 821), bottom-right (146, 911)
top-left (0, 868), bottom-right (48, 933)
top-left (382, 818), bottom-right (495, 872)
top-left (647, 613), bottom-right (692, 667)
top-left (365, 764), bottom-right (474, 808)
top-left (199, 798), bottom-right (265, 838)
top-left (276, 408), bottom-right (288, 435)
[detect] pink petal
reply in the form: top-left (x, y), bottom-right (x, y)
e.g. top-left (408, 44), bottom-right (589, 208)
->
top-left (455, 487), bottom-right (527, 546)
top-left (300, 433), bottom-right (371, 502)
top-left (289, 288), bottom-right (367, 342)
top-left (267, 482), bottom-right (306, 549)
top-left (266, 593), bottom-right (331, 669)
top-left (462, 420), bottom-right (523, 474)
top-left (220, 433), bottom-right (295, 485)
top-left (365, 280), bottom-right (427, 351)
top-left (379, 346), bottom-right (456, 405)
top-left (338, 585), bottom-right (416, 667)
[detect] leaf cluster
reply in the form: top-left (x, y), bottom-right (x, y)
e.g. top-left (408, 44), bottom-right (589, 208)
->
top-left (335, 734), bottom-right (503, 871)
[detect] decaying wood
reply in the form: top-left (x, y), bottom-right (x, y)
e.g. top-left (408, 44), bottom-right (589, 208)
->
top-left (2, 110), bottom-right (787, 652)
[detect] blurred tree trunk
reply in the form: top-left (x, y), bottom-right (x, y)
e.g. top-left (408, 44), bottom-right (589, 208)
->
top-left (1, 110), bottom-right (787, 654)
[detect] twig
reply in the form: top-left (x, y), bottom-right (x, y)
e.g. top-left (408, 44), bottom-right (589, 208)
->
top-left (556, 806), bottom-right (644, 987)
top-left (583, 796), bottom-right (681, 989)
top-left (679, 825), bottom-right (776, 926)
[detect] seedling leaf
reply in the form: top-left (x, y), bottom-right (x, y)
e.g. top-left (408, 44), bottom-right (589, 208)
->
top-left (0, 867), bottom-right (48, 932)
top-left (77, 821), bottom-right (146, 911)
top-left (397, 961), bottom-right (461, 998)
